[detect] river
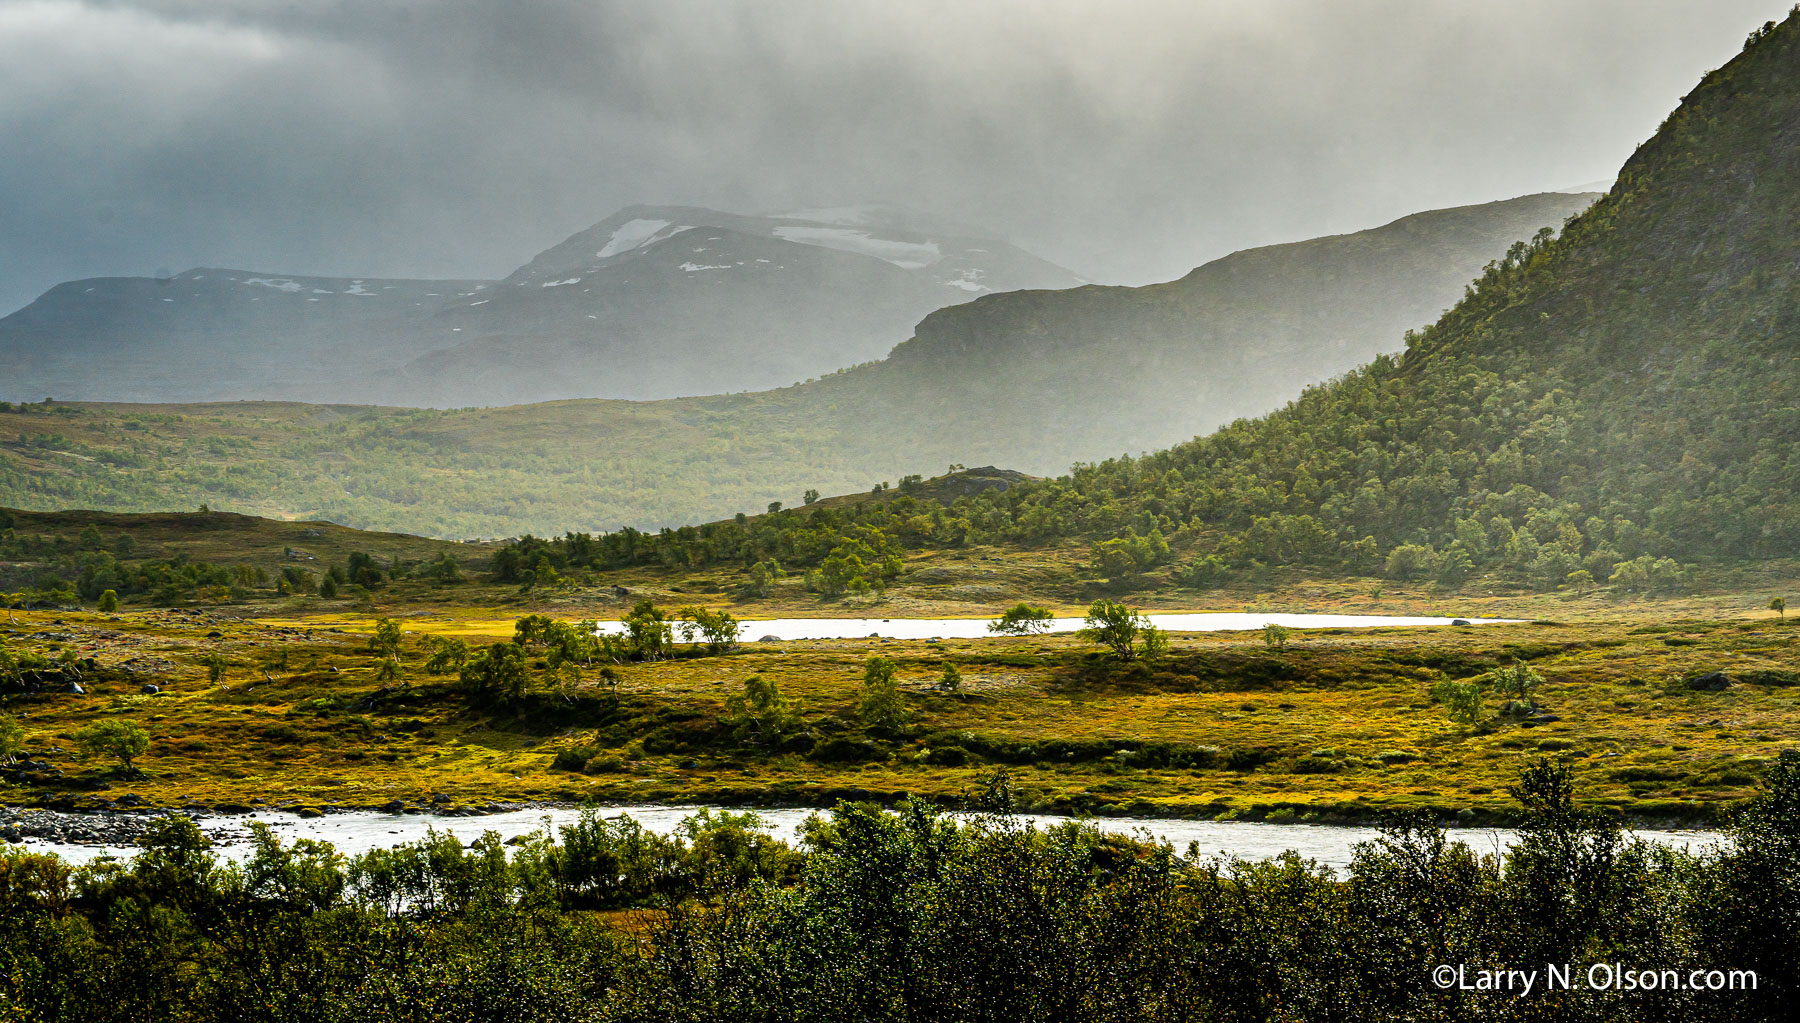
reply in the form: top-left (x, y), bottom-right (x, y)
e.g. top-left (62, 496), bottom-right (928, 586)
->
top-left (13, 804), bottom-right (1722, 872)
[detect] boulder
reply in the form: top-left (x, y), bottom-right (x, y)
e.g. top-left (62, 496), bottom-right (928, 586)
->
top-left (59, 682), bottom-right (85, 695)
top-left (1451, 619), bottom-right (1472, 627)
top-left (1499, 700), bottom-right (1537, 718)
top-left (382, 799), bottom-right (406, 813)
top-left (1690, 672), bottom-right (1732, 691)
top-left (758, 635), bottom-right (782, 643)
top-left (140, 684), bottom-right (160, 695)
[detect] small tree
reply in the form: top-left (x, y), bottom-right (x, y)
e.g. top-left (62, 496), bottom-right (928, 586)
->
top-left (1138, 623), bottom-right (1169, 660)
top-left (76, 719), bottom-right (150, 773)
top-left (1489, 658), bottom-right (1544, 701)
top-left (859, 657), bottom-right (911, 733)
top-left (0, 713), bottom-right (23, 766)
top-left (803, 489), bottom-right (821, 506)
top-left (1773, 597), bottom-right (1787, 620)
top-left (746, 560), bottom-right (783, 597)
top-left (1262, 623), bottom-right (1290, 650)
top-left (369, 618), bottom-right (403, 660)
top-left (422, 635), bottom-right (468, 674)
top-left (97, 589), bottom-right (119, 613)
top-left (622, 600), bottom-right (674, 661)
top-left (724, 674), bottom-right (804, 743)
top-left (938, 661), bottom-right (963, 693)
top-left (1432, 679), bottom-right (1487, 729)
top-left (989, 603), bottom-right (1055, 636)
top-left (678, 606), bottom-right (740, 653)
top-left (460, 642), bottom-right (529, 705)
top-left (201, 652), bottom-right (227, 687)
top-left (1080, 600), bottom-right (1147, 661)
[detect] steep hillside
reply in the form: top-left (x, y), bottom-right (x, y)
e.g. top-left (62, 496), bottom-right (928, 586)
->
top-left (0, 204), bottom-right (1081, 407)
top-left (787, 11), bottom-right (1800, 590)
top-left (0, 193), bottom-right (1591, 536)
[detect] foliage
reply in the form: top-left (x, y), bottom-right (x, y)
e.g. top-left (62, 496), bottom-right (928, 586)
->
top-left (988, 602), bottom-right (1054, 636)
top-left (677, 605), bottom-right (740, 653)
top-left (1080, 599), bottom-right (1149, 661)
top-left (938, 661), bottom-right (963, 693)
top-left (1488, 658), bottom-right (1544, 701)
top-left (858, 656), bottom-right (911, 734)
top-left (73, 718), bottom-right (150, 771)
top-left (1431, 679), bottom-right (1487, 729)
top-left (722, 674), bottom-right (804, 744)
top-left (0, 712), bottom-right (21, 765)
top-left (1262, 622), bottom-right (1291, 650)
top-left (369, 617), bottom-right (403, 660)
top-left (459, 641), bottom-right (529, 705)
top-left (422, 635), bottom-right (469, 674)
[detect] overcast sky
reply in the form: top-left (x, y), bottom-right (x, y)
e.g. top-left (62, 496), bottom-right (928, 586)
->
top-left (2, 0), bottom-right (1793, 315)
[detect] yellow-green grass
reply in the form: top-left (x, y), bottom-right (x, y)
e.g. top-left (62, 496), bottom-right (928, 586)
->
top-left (4, 598), bottom-right (1798, 826)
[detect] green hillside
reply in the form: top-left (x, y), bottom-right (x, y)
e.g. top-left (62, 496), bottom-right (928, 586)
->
top-left (0, 193), bottom-right (1589, 537)
top-left (470, 12), bottom-right (1800, 597)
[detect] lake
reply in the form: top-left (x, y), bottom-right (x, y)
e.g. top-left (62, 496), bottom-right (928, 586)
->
top-left (595, 612), bottom-right (1519, 642)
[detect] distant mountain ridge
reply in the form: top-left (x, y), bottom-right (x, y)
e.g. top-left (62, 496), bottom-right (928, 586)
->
top-left (0, 203), bottom-right (1083, 406)
top-left (0, 191), bottom-right (1597, 537)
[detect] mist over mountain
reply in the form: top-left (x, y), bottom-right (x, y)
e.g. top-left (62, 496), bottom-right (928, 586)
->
top-left (403, 204), bottom-right (1083, 403)
top-left (0, 192), bottom-right (1592, 537)
top-left (0, 204), bottom-right (1081, 407)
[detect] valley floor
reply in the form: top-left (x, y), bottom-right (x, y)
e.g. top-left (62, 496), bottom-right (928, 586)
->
top-left (4, 578), bottom-right (1797, 828)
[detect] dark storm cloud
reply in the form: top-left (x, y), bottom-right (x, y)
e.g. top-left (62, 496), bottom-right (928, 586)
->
top-left (3, 0), bottom-right (1793, 314)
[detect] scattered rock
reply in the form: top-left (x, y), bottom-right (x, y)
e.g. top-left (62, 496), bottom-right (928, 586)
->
top-left (59, 682), bottom-right (85, 695)
top-left (295, 807), bottom-right (325, 819)
top-left (1451, 619), bottom-right (1472, 627)
top-left (382, 799), bottom-right (406, 813)
top-left (758, 635), bottom-right (781, 643)
top-left (1690, 672), bottom-right (1732, 691)
top-left (431, 793), bottom-right (451, 804)
top-left (140, 684), bottom-right (160, 695)
top-left (1500, 700), bottom-right (1537, 718)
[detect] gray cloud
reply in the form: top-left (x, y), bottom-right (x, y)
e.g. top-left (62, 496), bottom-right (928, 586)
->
top-left (2, 0), bottom-right (1792, 314)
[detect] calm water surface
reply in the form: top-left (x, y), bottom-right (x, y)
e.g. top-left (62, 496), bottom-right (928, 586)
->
top-left (23, 804), bottom-right (1721, 872)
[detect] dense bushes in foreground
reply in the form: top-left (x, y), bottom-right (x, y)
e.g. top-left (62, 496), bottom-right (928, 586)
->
top-left (3, 756), bottom-right (1800, 1021)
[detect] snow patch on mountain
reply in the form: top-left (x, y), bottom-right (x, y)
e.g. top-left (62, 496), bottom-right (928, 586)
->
top-left (771, 227), bottom-right (942, 269)
top-left (596, 219), bottom-right (684, 259)
top-left (243, 278), bottom-right (304, 293)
